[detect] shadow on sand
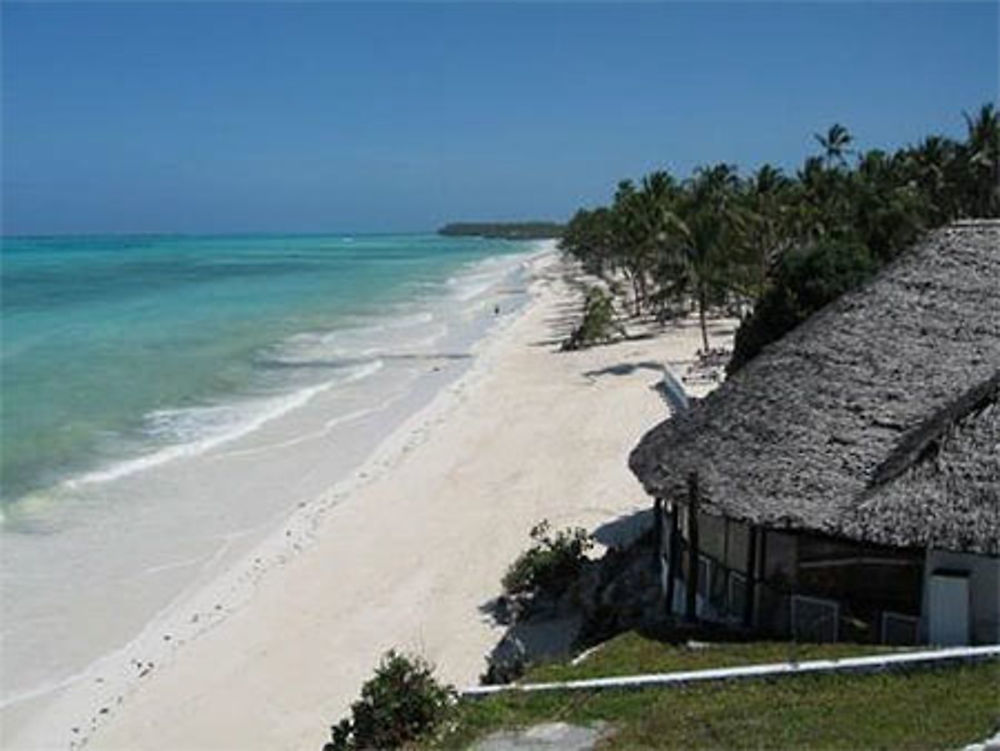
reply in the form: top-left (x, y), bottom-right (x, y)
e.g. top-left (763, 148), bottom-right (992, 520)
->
top-left (591, 508), bottom-right (654, 549)
top-left (582, 361), bottom-right (665, 379)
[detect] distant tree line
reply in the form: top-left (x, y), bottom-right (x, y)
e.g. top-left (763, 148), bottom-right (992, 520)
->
top-left (438, 221), bottom-right (565, 239)
top-left (559, 104), bottom-right (999, 371)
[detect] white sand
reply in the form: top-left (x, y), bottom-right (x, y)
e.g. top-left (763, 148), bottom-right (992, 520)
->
top-left (8, 253), bottom-right (735, 750)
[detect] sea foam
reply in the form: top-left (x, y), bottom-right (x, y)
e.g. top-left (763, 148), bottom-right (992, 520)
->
top-left (64, 360), bottom-right (384, 490)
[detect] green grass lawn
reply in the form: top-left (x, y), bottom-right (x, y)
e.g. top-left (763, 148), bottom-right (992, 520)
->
top-left (431, 633), bottom-right (1000, 750)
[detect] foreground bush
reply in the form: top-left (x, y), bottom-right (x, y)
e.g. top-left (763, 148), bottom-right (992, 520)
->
top-left (323, 651), bottom-right (455, 750)
top-left (502, 520), bottom-right (593, 598)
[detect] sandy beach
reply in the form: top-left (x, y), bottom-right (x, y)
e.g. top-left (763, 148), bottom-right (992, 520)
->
top-left (8, 252), bottom-right (734, 751)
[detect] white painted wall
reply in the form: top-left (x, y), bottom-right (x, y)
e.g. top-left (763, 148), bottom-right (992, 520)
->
top-left (922, 550), bottom-right (1000, 645)
top-left (928, 575), bottom-right (970, 645)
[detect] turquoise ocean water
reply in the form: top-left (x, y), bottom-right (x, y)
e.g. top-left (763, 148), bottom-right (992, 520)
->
top-left (1, 232), bottom-right (533, 511)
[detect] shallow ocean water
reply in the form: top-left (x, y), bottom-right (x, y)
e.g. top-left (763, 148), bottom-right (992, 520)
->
top-left (1, 232), bottom-right (531, 508)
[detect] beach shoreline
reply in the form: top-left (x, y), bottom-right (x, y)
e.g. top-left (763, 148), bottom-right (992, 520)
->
top-left (0, 244), bottom-right (553, 748)
top-left (5, 248), bottom-right (736, 750)
top-left (0, 241), bottom-right (550, 746)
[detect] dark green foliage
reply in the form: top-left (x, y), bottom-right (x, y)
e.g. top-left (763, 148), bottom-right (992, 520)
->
top-left (960, 103), bottom-right (1000, 218)
top-left (437, 222), bottom-right (564, 239)
top-left (560, 208), bottom-right (618, 276)
top-left (847, 148), bottom-right (929, 262)
top-left (502, 520), bottom-right (593, 597)
top-left (728, 240), bottom-right (877, 373)
top-left (562, 287), bottom-right (625, 351)
top-left (323, 651), bottom-right (455, 751)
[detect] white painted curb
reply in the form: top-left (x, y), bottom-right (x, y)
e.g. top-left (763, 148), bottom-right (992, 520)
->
top-left (462, 644), bottom-right (1000, 698)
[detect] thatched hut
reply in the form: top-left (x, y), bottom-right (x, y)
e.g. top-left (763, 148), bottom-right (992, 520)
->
top-left (629, 221), bottom-right (999, 646)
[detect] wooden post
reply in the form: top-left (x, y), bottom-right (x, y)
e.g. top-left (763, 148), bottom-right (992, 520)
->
top-left (685, 472), bottom-right (700, 623)
top-left (666, 501), bottom-right (678, 616)
top-left (653, 498), bottom-right (665, 604)
top-left (743, 525), bottom-right (758, 628)
top-left (758, 530), bottom-right (769, 632)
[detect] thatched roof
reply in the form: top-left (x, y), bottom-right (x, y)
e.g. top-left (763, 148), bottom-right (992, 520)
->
top-left (629, 221), bottom-right (1000, 555)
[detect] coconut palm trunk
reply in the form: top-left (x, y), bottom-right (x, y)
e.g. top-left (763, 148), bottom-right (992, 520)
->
top-left (698, 284), bottom-right (710, 353)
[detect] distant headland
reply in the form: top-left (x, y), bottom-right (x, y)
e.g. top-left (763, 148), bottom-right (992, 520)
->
top-left (437, 222), bottom-right (564, 240)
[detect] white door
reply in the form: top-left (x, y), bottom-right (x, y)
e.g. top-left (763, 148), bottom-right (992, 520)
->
top-left (928, 573), bottom-right (970, 646)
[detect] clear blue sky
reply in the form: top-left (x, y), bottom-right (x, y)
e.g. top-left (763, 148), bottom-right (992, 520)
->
top-left (2, 2), bottom-right (997, 235)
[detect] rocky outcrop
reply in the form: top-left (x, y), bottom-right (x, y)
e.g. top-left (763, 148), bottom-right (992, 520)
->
top-left (483, 528), bottom-right (667, 684)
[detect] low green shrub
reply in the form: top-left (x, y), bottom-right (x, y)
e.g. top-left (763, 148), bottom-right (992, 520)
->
top-left (562, 287), bottom-right (625, 350)
top-left (502, 520), bottom-right (593, 598)
top-left (323, 650), bottom-right (455, 751)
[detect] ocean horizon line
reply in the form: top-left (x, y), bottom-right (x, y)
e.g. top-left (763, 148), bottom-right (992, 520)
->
top-left (0, 228), bottom-right (440, 241)
top-left (0, 224), bottom-right (567, 242)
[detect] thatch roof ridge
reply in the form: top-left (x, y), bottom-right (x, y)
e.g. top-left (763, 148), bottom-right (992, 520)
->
top-left (846, 378), bottom-right (998, 553)
top-left (868, 371), bottom-right (1000, 490)
top-left (629, 222), bottom-right (1000, 554)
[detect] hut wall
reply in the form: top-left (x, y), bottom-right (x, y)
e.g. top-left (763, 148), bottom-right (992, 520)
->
top-left (668, 511), bottom-right (787, 627)
top-left (725, 523), bottom-right (750, 573)
top-left (661, 509), bottom-right (994, 646)
top-left (922, 550), bottom-right (1000, 645)
top-left (794, 534), bottom-right (923, 642)
top-left (754, 531), bottom-right (796, 635)
top-left (762, 531), bottom-right (797, 587)
top-left (734, 528), bottom-right (926, 642)
top-left (699, 515), bottom-right (726, 562)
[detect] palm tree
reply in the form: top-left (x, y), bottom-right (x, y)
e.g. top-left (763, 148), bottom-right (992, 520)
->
top-left (794, 155), bottom-right (849, 242)
top-left (964, 103), bottom-right (999, 157)
top-left (850, 149), bottom-right (927, 261)
top-left (606, 173), bottom-right (683, 316)
top-left (903, 135), bottom-right (961, 223)
top-left (610, 180), bottom-right (649, 315)
top-left (961, 103), bottom-right (1000, 216)
top-left (815, 123), bottom-right (854, 168)
top-left (560, 208), bottom-right (618, 276)
top-left (664, 164), bottom-right (745, 352)
top-left (738, 164), bottom-right (793, 301)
